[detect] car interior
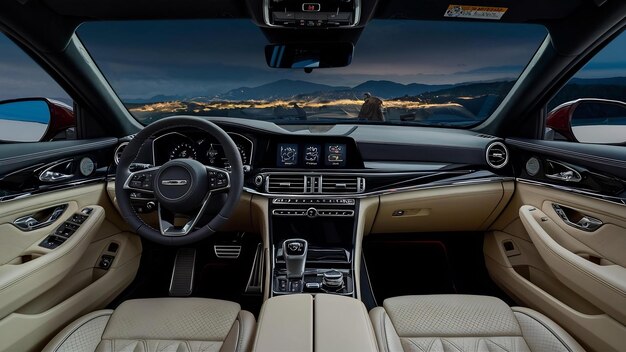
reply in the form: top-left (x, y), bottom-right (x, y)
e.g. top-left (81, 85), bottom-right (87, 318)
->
top-left (0, 0), bottom-right (625, 351)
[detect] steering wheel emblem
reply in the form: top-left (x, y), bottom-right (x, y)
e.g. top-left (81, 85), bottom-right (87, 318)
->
top-left (161, 179), bottom-right (188, 186)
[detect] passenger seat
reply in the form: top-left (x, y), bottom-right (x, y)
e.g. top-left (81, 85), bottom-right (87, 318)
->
top-left (370, 294), bottom-right (584, 352)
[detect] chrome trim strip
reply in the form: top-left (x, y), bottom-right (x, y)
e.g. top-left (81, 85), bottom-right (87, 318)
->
top-left (246, 175), bottom-right (513, 199)
top-left (517, 178), bottom-right (626, 206)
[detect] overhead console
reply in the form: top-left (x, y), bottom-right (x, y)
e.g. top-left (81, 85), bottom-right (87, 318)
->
top-left (264, 0), bottom-right (361, 28)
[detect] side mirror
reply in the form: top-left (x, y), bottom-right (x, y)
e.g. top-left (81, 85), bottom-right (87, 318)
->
top-left (265, 42), bottom-right (353, 70)
top-left (546, 99), bottom-right (626, 145)
top-left (0, 98), bottom-right (74, 143)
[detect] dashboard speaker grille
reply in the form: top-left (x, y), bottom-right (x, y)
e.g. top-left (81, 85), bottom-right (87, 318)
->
top-left (486, 142), bottom-right (509, 169)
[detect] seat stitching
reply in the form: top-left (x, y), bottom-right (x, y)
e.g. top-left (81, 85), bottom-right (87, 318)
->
top-left (157, 340), bottom-right (177, 352)
top-left (426, 338), bottom-right (436, 352)
top-left (441, 338), bottom-right (465, 352)
top-left (406, 338), bottom-right (426, 352)
top-left (514, 311), bottom-right (573, 352)
top-left (486, 337), bottom-right (513, 352)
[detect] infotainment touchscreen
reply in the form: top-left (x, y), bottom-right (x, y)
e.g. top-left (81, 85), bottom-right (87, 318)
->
top-left (277, 143), bottom-right (298, 167)
top-left (304, 144), bottom-right (321, 166)
top-left (325, 143), bottom-right (346, 167)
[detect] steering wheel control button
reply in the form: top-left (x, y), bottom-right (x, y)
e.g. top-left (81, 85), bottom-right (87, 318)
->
top-left (129, 170), bottom-right (156, 191)
top-left (208, 170), bottom-right (229, 189)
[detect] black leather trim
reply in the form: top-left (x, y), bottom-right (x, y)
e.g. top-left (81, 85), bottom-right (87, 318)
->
top-left (507, 138), bottom-right (626, 178)
top-left (0, 138), bottom-right (118, 176)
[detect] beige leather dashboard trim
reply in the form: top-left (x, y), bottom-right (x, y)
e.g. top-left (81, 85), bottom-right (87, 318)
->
top-left (314, 294), bottom-right (378, 352)
top-left (253, 294), bottom-right (313, 352)
top-left (371, 182), bottom-right (512, 233)
top-left (519, 205), bottom-right (626, 325)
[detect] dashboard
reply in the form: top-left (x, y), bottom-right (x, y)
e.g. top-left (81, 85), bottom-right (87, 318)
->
top-left (112, 118), bottom-right (523, 203)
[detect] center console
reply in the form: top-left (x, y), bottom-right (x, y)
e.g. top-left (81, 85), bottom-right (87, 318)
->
top-left (253, 294), bottom-right (378, 352)
top-left (270, 197), bottom-right (357, 297)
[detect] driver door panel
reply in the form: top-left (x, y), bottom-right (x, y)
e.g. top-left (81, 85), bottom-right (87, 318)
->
top-left (0, 141), bottom-right (142, 352)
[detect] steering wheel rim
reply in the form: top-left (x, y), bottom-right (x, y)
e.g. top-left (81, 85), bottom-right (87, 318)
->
top-left (115, 116), bottom-right (244, 246)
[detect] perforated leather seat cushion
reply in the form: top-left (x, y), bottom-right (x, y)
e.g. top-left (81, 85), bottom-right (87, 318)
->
top-left (43, 298), bottom-right (256, 352)
top-left (370, 294), bottom-right (585, 352)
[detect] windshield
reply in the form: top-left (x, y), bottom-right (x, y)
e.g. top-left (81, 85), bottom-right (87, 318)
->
top-left (78, 19), bottom-right (547, 127)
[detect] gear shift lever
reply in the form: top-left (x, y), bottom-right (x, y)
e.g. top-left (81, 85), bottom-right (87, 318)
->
top-left (282, 239), bottom-right (308, 279)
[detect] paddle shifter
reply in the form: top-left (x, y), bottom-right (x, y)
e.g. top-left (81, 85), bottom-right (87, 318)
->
top-left (283, 239), bottom-right (308, 279)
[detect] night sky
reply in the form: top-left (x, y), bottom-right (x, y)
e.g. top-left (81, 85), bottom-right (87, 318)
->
top-left (0, 19), bottom-right (625, 101)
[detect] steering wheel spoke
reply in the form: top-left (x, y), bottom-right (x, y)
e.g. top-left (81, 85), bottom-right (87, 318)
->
top-left (157, 192), bottom-right (212, 236)
top-left (123, 166), bottom-right (160, 193)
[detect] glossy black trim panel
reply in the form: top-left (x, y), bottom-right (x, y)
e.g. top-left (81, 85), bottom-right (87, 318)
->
top-left (507, 138), bottom-right (626, 178)
top-left (0, 138), bottom-right (118, 175)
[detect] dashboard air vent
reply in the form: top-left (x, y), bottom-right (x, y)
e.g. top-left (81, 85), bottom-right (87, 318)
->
top-left (486, 142), bottom-right (509, 169)
top-left (267, 174), bottom-right (306, 194)
top-left (114, 142), bottom-right (129, 165)
top-left (321, 175), bottom-right (365, 194)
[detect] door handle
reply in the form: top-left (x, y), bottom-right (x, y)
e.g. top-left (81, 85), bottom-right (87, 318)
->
top-left (552, 204), bottom-right (603, 232)
top-left (13, 204), bottom-right (68, 231)
top-left (545, 160), bottom-right (582, 183)
top-left (37, 159), bottom-right (75, 183)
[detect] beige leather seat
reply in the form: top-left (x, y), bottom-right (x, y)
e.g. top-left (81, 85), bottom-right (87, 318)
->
top-left (370, 295), bottom-right (585, 352)
top-left (43, 298), bottom-right (256, 352)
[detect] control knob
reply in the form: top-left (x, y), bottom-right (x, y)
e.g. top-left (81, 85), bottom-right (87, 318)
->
top-left (322, 270), bottom-right (344, 290)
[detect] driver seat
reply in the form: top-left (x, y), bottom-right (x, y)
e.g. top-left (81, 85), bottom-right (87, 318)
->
top-left (43, 298), bottom-right (256, 352)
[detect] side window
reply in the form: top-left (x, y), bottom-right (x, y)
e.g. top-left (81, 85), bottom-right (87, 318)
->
top-left (546, 31), bottom-right (626, 145)
top-left (0, 32), bottom-right (75, 142)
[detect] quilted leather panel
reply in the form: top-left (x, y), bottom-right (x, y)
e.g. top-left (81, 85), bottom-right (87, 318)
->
top-left (102, 298), bottom-right (240, 341)
top-left (401, 337), bottom-right (531, 352)
top-left (95, 339), bottom-right (223, 352)
top-left (383, 295), bottom-right (521, 337)
top-left (55, 315), bottom-right (110, 352)
top-left (514, 312), bottom-right (571, 352)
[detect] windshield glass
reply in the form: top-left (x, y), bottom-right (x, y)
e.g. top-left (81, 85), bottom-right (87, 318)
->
top-left (78, 19), bottom-right (547, 127)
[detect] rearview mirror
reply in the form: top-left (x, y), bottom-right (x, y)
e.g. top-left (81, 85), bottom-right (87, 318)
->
top-left (265, 43), bottom-right (353, 69)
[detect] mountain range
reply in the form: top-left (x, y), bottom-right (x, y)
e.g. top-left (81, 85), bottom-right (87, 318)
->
top-left (125, 77), bottom-right (626, 104)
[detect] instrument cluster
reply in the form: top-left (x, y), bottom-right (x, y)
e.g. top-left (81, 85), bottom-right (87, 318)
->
top-left (152, 131), bottom-right (253, 170)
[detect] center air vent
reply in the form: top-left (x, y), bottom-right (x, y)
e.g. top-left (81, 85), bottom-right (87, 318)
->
top-left (486, 142), bottom-right (509, 169)
top-left (265, 174), bottom-right (365, 194)
top-left (321, 175), bottom-right (365, 194)
top-left (113, 142), bottom-right (129, 165)
top-left (266, 174), bottom-right (306, 193)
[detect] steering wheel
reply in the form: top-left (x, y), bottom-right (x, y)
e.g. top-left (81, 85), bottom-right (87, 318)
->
top-left (115, 116), bottom-right (244, 245)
